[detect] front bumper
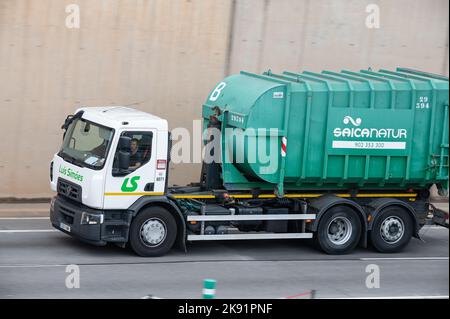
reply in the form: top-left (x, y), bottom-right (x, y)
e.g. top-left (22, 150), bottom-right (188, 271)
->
top-left (50, 195), bottom-right (132, 246)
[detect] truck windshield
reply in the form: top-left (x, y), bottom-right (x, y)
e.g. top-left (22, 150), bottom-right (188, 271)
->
top-left (59, 118), bottom-right (114, 169)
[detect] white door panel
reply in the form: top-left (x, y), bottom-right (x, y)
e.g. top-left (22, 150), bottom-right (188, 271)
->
top-left (104, 129), bottom-right (157, 210)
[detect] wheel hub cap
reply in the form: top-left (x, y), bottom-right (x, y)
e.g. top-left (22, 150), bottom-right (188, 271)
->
top-left (140, 218), bottom-right (166, 247)
top-left (380, 216), bottom-right (404, 244)
top-left (327, 217), bottom-right (353, 245)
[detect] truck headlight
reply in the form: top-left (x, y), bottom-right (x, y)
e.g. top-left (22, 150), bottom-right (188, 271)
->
top-left (81, 212), bottom-right (104, 225)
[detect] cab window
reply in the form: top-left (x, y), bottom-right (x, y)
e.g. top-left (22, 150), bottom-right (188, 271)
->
top-left (113, 131), bottom-right (153, 176)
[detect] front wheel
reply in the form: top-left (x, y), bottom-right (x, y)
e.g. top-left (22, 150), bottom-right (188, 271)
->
top-left (129, 206), bottom-right (177, 257)
top-left (369, 207), bottom-right (413, 253)
top-left (315, 206), bottom-right (362, 255)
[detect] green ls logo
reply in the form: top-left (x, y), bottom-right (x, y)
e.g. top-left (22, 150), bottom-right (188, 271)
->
top-left (121, 176), bottom-right (141, 192)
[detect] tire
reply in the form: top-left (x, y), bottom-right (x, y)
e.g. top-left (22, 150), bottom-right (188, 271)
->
top-left (129, 206), bottom-right (177, 257)
top-left (315, 206), bottom-right (362, 255)
top-left (369, 206), bottom-right (413, 253)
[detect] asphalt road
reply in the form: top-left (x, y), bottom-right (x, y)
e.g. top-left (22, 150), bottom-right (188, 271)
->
top-left (0, 218), bottom-right (448, 299)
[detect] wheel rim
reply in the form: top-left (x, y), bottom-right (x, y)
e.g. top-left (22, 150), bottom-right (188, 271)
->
top-left (327, 216), bottom-right (353, 245)
top-left (380, 216), bottom-right (405, 244)
top-left (140, 218), bottom-right (167, 247)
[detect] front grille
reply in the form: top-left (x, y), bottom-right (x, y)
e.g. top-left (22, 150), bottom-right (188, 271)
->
top-left (57, 178), bottom-right (82, 203)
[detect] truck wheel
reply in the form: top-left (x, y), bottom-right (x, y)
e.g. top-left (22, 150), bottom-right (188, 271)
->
top-left (369, 207), bottom-right (413, 253)
top-left (129, 206), bottom-right (177, 257)
top-left (315, 206), bottom-right (362, 255)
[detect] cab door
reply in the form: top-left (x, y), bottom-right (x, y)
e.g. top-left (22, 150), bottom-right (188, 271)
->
top-left (103, 129), bottom-right (157, 210)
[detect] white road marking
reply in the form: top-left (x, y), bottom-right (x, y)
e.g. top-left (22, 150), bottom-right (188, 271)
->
top-left (0, 264), bottom-right (66, 268)
top-left (323, 295), bottom-right (449, 299)
top-left (421, 225), bottom-right (449, 229)
top-left (142, 295), bottom-right (163, 299)
top-left (360, 257), bottom-right (449, 261)
top-left (0, 217), bottom-right (49, 220)
top-left (0, 229), bottom-right (57, 233)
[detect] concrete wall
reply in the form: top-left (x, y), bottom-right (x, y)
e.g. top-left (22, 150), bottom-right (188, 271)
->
top-left (228, 0), bottom-right (449, 75)
top-left (0, 0), bottom-right (232, 197)
top-left (0, 0), bottom-right (448, 198)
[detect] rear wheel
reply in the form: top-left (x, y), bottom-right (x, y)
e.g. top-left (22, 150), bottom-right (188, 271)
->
top-left (315, 206), bottom-right (362, 255)
top-left (370, 206), bottom-right (413, 253)
top-left (129, 206), bottom-right (177, 257)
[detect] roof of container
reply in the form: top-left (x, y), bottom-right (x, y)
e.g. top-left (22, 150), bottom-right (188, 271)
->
top-left (243, 68), bottom-right (449, 90)
top-left (76, 106), bottom-right (168, 130)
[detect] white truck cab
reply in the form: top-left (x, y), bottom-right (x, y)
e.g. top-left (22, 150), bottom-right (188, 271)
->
top-left (51, 107), bottom-right (169, 209)
top-left (50, 107), bottom-right (176, 254)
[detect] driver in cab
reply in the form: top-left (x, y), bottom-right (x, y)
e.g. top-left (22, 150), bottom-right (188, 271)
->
top-left (129, 138), bottom-right (142, 170)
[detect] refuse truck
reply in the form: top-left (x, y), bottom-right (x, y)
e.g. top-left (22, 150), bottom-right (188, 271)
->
top-left (50, 68), bottom-right (449, 256)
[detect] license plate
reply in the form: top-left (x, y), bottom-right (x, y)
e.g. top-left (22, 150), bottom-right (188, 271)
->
top-left (60, 222), bottom-right (71, 232)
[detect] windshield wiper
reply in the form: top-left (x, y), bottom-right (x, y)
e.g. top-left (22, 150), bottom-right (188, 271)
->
top-left (59, 152), bottom-right (84, 168)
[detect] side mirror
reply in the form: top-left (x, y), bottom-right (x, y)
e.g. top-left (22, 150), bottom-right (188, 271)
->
top-left (61, 115), bottom-right (74, 130)
top-left (61, 111), bottom-right (84, 130)
top-left (119, 136), bottom-right (131, 151)
top-left (61, 111), bottom-right (84, 140)
top-left (118, 151), bottom-right (130, 170)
